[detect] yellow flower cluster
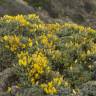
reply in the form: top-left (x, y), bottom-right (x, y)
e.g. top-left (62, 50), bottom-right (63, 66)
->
top-left (3, 15), bottom-right (29, 26)
top-left (40, 34), bottom-right (53, 48)
top-left (3, 35), bottom-right (20, 52)
top-left (1, 14), bottom-right (95, 33)
top-left (17, 51), bottom-right (32, 67)
top-left (63, 23), bottom-right (96, 33)
top-left (39, 32), bottom-right (59, 49)
top-left (28, 14), bottom-right (39, 20)
top-left (27, 51), bottom-right (50, 84)
top-left (41, 77), bottom-right (63, 95)
top-left (1, 35), bottom-right (32, 52)
top-left (45, 23), bottom-right (61, 32)
top-left (14, 15), bottom-right (30, 26)
top-left (29, 24), bottom-right (45, 32)
top-left (2, 14), bottom-right (40, 27)
top-left (27, 38), bottom-right (33, 47)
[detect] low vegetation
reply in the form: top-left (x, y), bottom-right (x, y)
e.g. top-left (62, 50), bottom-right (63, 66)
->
top-left (0, 14), bottom-right (96, 96)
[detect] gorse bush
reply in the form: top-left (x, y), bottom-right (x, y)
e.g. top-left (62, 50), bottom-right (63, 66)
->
top-left (0, 14), bottom-right (96, 95)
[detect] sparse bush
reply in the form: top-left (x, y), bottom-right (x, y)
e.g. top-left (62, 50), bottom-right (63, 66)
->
top-left (79, 81), bottom-right (96, 96)
top-left (24, 0), bottom-right (49, 9)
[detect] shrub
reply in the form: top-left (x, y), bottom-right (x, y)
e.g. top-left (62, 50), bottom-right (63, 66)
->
top-left (79, 81), bottom-right (96, 96)
top-left (23, 0), bottom-right (49, 9)
top-left (0, 14), bottom-right (96, 95)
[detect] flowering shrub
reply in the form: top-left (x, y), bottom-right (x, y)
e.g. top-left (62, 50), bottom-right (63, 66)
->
top-left (0, 14), bottom-right (96, 95)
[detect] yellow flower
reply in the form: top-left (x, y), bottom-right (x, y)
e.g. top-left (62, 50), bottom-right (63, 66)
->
top-left (35, 74), bottom-right (39, 79)
top-left (21, 44), bottom-right (26, 48)
top-left (31, 78), bottom-right (35, 85)
top-left (3, 36), bottom-right (8, 41)
top-left (15, 15), bottom-right (29, 26)
top-left (53, 77), bottom-right (63, 86)
top-left (18, 57), bottom-right (27, 66)
top-left (44, 87), bottom-right (49, 94)
top-left (40, 84), bottom-right (46, 88)
top-left (87, 50), bottom-right (91, 55)
top-left (46, 66), bottom-right (51, 72)
top-left (41, 76), bottom-right (62, 95)
top-left (7, 87), bottom-right (12, 92)
top-left (42, 83), bottom-right (57, 95)
top-left (52, 87), bottom-right (57, 94)
top-left (28, 14), bottom-right (39, 20)
top-left (28, 38), bottom-right (32, 47)
top-left (33, 63), bottom-right (40, 71)
top-left (2, 35), bottom-right (21, 52)
top-left (17, 51), bottom-right (29, 67)
top-left (64, 81), bottom-right (69, 87)
top-left (48, 82), bottom-right (53, 87)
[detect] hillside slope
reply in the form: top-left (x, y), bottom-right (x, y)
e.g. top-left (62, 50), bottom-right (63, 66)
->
top-left (0, 0), bottom-right (96, 25)
top-left (25, 0), bottom-right (96, 24)
top-left (0, 0), bottom-right (34, 16)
